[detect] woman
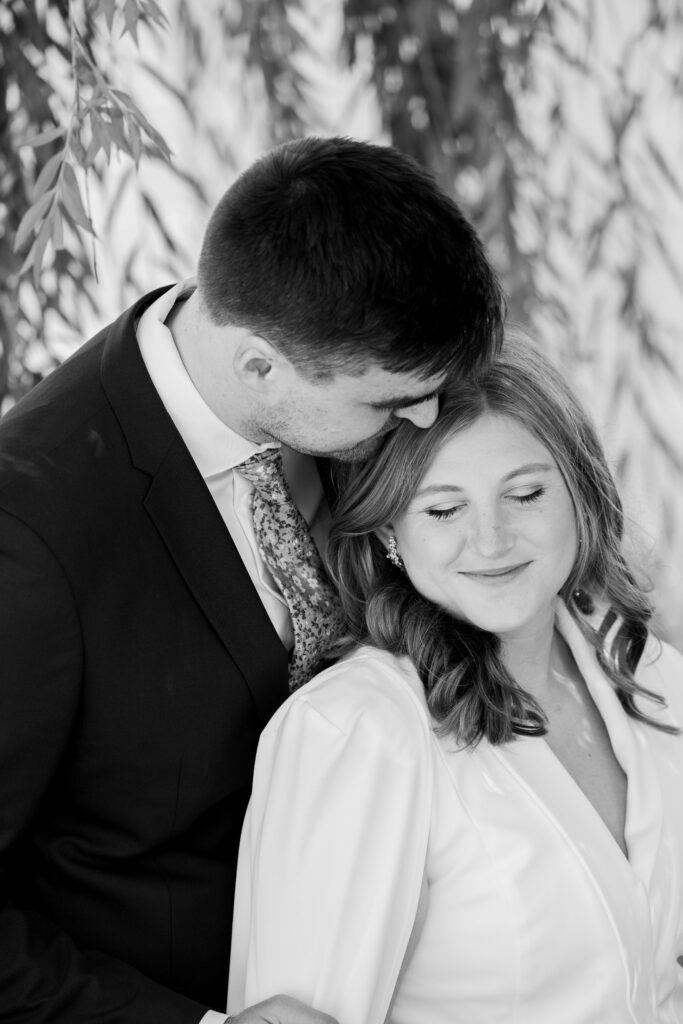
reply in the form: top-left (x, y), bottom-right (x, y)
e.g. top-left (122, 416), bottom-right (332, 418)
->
top-left (228, 340), bottom-right (683, 1023)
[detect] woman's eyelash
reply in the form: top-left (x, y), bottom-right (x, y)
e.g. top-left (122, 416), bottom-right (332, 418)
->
top-left (427, 506), bottom-right (463, 520)
top-left (514, 487), bottom-right (545, 504)
top-left (426, 486), bottom-right (546, 520)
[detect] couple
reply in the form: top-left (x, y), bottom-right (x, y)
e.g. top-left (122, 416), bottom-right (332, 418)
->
top-left (0, 136), bottom-right (681, 1023)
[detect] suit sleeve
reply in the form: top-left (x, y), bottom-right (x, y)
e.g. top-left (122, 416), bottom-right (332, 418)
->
top-left (228, 663), bottom-right (433, 1024)
top-left (0, 510), bottom-right (205, 1024)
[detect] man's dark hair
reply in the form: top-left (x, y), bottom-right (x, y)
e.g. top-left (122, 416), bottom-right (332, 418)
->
top-left (197, 135), bottom-right (505, 380)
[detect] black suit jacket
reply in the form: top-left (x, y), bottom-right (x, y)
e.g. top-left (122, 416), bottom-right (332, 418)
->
top-left (0, 288), bottom-right (290, 1022)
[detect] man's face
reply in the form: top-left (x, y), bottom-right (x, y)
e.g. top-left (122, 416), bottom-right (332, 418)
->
top-left (263, 362), bottom-right (448, 461)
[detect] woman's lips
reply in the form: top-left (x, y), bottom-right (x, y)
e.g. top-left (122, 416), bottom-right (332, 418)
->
top-left (459, 562), bottom-right (531, 583)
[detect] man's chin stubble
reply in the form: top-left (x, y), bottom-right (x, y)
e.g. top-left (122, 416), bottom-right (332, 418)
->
top-left (320, 435), bottom-right (387, 462)
top-left (321, 420), bottom-right (400, 462)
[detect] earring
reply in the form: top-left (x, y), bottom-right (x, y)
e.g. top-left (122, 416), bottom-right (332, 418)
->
top-left (386, 535), bottom-right (405, 572)
top-left (572, 586), bottom-right (592, 615)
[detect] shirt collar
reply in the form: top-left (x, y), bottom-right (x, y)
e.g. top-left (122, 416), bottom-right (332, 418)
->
top-left (136, 278), bottom-right (278, 479)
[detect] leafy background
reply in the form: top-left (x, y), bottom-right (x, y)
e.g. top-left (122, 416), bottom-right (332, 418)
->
top-left (3, 0), bottom-right (683, 646)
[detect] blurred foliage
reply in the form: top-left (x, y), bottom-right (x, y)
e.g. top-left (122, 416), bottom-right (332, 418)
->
top-left (2, 0), bottom-right (683, 640)
top-left (1, 0), bottom-right (204, 406)
top-left (342, 0), bottom-right (536, 322)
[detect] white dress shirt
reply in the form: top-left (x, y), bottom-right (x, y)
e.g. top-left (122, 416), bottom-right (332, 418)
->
top-left (137, 279), bottom-right (330, 655)
top-left (137, 281), bottom-right (329, 1024)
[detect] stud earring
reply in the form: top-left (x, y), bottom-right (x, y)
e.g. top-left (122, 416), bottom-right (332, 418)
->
top-left (386, 535), bottom-right (405, 572)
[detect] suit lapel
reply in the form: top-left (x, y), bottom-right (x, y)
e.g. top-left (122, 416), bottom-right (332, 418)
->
top-left (100, 288), bottom-right (289, 726)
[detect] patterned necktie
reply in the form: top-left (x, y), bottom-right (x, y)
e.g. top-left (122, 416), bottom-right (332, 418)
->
top-left (236, 448), bottom-right (345, 690)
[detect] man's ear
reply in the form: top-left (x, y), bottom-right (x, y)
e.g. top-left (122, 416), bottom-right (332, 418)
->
top-left (233, 334), bottom-right (284, 389)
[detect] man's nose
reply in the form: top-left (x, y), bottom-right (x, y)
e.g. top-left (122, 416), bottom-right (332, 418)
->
top-left (394, 395), bottom-right (440, 428)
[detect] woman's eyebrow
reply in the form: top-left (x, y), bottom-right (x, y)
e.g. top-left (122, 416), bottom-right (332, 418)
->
top-left (415, 461), bottom-right (555, 496)
top-left (501, 461), bottom-right (555, 481)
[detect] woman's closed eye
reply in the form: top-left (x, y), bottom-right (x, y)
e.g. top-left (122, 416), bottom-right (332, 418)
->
top-left (509, 486), bottom-right (546, 505)
top-left (426, 504), bottom-right (466, 521)
top-left (425, 487), bottom-right (546, 521)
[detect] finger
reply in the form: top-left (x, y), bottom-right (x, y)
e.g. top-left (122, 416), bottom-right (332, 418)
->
top-left (231, 993), bottom-right (339, 1024)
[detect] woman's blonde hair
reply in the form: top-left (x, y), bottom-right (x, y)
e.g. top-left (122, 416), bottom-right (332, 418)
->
top-left (328, 337), bottom-right (673, 746)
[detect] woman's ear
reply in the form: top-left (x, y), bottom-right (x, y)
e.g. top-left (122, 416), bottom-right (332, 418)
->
top-left (373, 524), bottom-right (393, 549)
top-left (376, 528), bottom-right (406, 573)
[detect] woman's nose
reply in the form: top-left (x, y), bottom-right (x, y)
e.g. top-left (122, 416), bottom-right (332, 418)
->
top-left (469, 509), bottom-right (514, 558)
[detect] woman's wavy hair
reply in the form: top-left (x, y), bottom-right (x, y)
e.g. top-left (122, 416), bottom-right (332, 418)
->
top-left (327, 336), bottom-right (675, 746)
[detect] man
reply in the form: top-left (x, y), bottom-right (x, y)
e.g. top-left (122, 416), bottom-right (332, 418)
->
top-left (0, 136), bottom-right (503, 1023)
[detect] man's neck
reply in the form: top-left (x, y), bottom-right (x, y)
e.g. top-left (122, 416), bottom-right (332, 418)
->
top-left (166, 291), bottom-right (264, 443)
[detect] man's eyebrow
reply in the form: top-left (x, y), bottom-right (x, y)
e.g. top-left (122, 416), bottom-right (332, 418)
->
top-left (415, 461), bottom-right (556, 496)
top-left (369, 389), bottom-right (441, 411)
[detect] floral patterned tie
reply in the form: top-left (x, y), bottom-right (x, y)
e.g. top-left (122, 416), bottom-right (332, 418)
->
top-left (236, 448), bottom-right (345, 690)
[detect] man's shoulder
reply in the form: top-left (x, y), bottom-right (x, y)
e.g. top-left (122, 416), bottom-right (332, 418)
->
top-left (0, 288), bottom-right (169, 496)
top-left (0, 340), bottom-right (108, 511)
top-left (3, 330), bottom-right (105, 430)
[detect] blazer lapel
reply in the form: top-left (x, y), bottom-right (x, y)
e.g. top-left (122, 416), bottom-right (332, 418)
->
top-left (487, 603), bottom-right (664, 1021)
top-left (490, 732), bottom-right (658, 1022)
top-left (556, 604), bottom-right (665, 896)
top-left (100, 288), bottom-right (289, 726)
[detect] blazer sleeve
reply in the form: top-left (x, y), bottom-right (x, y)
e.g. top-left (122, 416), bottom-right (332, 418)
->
top-left (0, 510), bottom-right (205, 1024)
top-left (228, 659), bottom-right (433, 1024)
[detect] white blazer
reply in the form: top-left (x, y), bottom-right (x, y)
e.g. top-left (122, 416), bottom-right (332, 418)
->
top-left (228, 602), bottom-right (683, 1023)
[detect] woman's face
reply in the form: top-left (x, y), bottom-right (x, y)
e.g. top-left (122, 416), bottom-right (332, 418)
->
top-left (385, 412), bottom-right (578, 640)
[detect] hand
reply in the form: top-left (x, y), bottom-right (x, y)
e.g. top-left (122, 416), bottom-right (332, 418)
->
top-left (228, 994), bottom-right (339, 1024)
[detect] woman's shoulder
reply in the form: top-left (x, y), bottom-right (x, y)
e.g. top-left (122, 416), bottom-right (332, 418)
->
top-left (559, 599), bottom-right (683, 729)
top-left (261, 646), bottom-right (431, 752)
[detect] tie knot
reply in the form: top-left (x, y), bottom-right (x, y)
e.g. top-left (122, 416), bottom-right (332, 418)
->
top-left (237, 448), bottom-right (289, 502)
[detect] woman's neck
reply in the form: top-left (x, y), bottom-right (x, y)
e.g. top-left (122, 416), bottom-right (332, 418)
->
top-left (499, 603), bottom-right (563, 701)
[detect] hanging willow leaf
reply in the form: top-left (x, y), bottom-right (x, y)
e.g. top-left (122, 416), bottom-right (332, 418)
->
top-left (104, 0), bottom-right (116, 32)
top-left (123, 0), bottom-right (142, 43)
top-left (32, 216), bottom-right (53, 289)
top-left (33, 151), bottom-right (64, 201)
top-left (52, 210), bottom-right (65, 252)
top-left (18, 237), bottom-right (39, 277)
top-left (60, 162), bottom-right (93, 232)
top-left (141, 0), bottom-right (168, 30)
top-left (14, 190), bottom-right (55, 254)
top-left (110, 89), bottom-right (173, 158)
top-left (20, 125), bottom-right (66, 149)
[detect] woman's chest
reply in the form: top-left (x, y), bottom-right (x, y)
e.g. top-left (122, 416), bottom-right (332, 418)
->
top-left (543, 684), bottom-right (629, 856)
top-left (392, 735), bottom-right (659, 1024)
